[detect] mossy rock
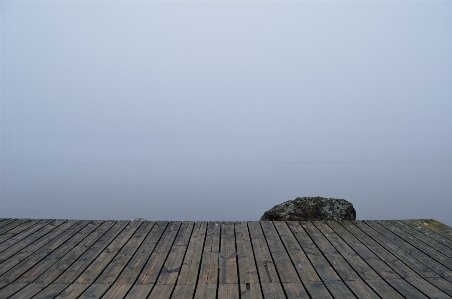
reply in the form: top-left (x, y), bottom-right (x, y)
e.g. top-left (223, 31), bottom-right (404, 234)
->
top-left (260, 196), bottom-right (356, 221)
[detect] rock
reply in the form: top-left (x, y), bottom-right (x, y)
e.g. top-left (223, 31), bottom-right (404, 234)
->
top-left (260, 196), bottom-right (356, 221)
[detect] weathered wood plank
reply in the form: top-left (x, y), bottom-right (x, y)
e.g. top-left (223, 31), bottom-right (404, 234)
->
top-left (33, 283), bottom-right (70, 299)
top-left (343, 280), bottom-right (380, 299)
top-left (406, 276), bottom-right (452, 298)
top-left (123, 284), bottom-right (153, 299)
top-left (366, 220), bottom-right (452, 277)
top-left (239, 283), bottom-right (263, 299)
top-left (322, 280), bottom-right (357, 299)
top-left (261, 221), bottom-right (301, 284)
top-left (286, 221), bottom-right (341, 282)
top-left (54, 283), bottom-right (90, 299)
top-left (78, 283), bottom-right (111, 299)
top-left (0, 219), bottom-right (70, 272)
top-left (218, 283), bottom-right (240, 299)
top-left (326, 220), bottom-right (400, 280)
top-left (193, 283), bottom-right (216, 299)
top-left (248, 222), bottom-right (280, 284)
top-left (135, 221), bottom-right (182, 285)
top-left (197, 221), bottom-right (220, 285)
top-left (74, 220), bottom-right (142, 285)
top-left (95, 221), bottom-right (155, 284)
top-left (176, 221), bottom-right (207, 285)
top-left (101, 284), bottom-right (132, 299)
top-left (388, 220), bottom-right (452, 265)
top-left (148, 284), bottom-right (176, 299)
top-left (0, 218), bottom-right (16, 229)
top-left (8, 282), bottom-right (48, 299)
top-left (402, 220), bottom-right (452, 248)
top-left (14, 220), bottom-right (102, 283)
top-left (157, 221), bottom-right (194, 285)
top-left (282, 282), bottom-right (310, 299)
top-left (365, 279), bottom-right (404, 299)
top-left (115, 221), bottom-right (168, 285)
top-left (348, 220), bottom-right (439, 278)
top-left (0, 220), bottom-right (89, 284)
top-left (301, 221), bottom-right (361, 281)
top-left (0, 219), bottom-right (30, 235)
top-left (314, 221), bottom-right (382, 281)
top-left (0, 282), bottom-right (28, 298)
top-left (412, 219), bottom-right (452, 241)
top-left (235, 222), bottom-right (260, 285)
top-left (219, 221), bottom-right (239, 285)
top-left (0, 219), bottom-right (44, 249)
top-left (426, 277), bottom-right (452, 297)
top-left (171, 284), bottom-right (196, 299)
top-left (36, 220), bottom-right (116, 284)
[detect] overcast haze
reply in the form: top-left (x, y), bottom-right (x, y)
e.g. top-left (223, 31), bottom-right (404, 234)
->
top-left (1, 0), bottom-right (452, 225)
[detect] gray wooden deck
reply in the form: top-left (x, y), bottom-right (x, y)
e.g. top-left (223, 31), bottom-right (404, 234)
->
top-left (0, 218), bottom-right (451, 298)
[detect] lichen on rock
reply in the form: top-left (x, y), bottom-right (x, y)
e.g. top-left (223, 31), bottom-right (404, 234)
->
top-left (260, 196), bottom-right (356, 221)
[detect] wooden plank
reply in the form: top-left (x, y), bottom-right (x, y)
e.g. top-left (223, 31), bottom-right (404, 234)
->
top-left (385, 278), bottom-right (429, 298)
top-left (176, 221), bottom-right (207, 285)
top-left (54, 283), bottom-right (89, 299)
top-left (405, 276), bottom-right (452, 298)
top-left (239, 283), bottom-right (262, 299)
top-left (402, 220), bottom-right (452, 248)
top-left (388, 220), bottom-right (452, 264)
top-left (171, 284), bottom-right (196, 299)
top-left (260, 221), bottom-right (301, 283)
top-left (0, 220), bottom-right (67, 264)
top-left (156, 221), bottom-right (194, 285)
top-left (8, 282), bottom-right (48, 299)
top-left (322, 280), bottom-right (357, 299)
top-left (326, 220), bottom-right (400, 280)
top-left (348, 220), bottom-right (440, 278)
top-left (218, 283), bottom-right (240, 299)
top-left (193, 283), bottom-right (217, 299)
top-left (0, 219), bottom-right (30, 235)
top-left (148, 284), bottom-right (175, 299)
top-left (14, 220), bottom-right (103, 283)
top-left (301, 221), bottom-right (361, 281)
top-left (36, 220), bottom-right (117, 284)
top-left (123, 284), bottom-right (153, 299)
top-left (248, 222), bottom-right (280, 284)
top-left (426, 277), bottom-right (452, 297)
top-left (115, 221), bottom-right (169, 285)
top-left (95, 221), bottom-right (155, 284)
top-left (365, 279), bottom-right (404, 299)
top-left (0, 220), bottom-right (89, 284)
top-left (235, 222), bottom-right (260, 284)
top-left (0, 219), bottom-right (44, 248)
top-left (32, 283), bottom-right (70, 299)
top-left (248, 221), bottom-right (285, 298)
top-left (77, 283), bottom-right (111, 299)
top-left (196, 221), bottom-right (220, 285)
top-left (219, 222), bottom-right (238, 285)
top-left (366, 220), bottom-right (452, 277)
top-left (135, 221), bottom-right (182, 285)
top-left (101, 284), bottom-right (132, 299)
top-left (412, 219), bottom-right (452, 241)
top-left (313, 221), bottom-right (382, 281)
top-left (0, 219), bottom-right (70, 269)
top-left (282, 282), bottom-right (310, 299)
top-left (0, 218), bottom-right (16, 228)
top-left (286, 221), bottom-right (341, 282)
top-left (344, 280), bottom-right (380, 299)
top-left (0, 282), bottom-right (28, 298)
top-left (74, 220), bottom-right (143, 284)
top-left (54, 220), bottom-right (129, 284)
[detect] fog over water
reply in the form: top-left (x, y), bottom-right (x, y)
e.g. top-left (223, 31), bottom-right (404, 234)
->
top-left (1, 1), bottom-right (452, 226)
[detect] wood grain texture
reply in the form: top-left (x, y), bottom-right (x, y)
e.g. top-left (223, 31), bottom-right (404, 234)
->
top-left (0, 218), bottom-right (451, 299)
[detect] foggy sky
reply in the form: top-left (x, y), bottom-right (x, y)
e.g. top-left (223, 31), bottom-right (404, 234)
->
top-left (1, 1), bottom-right (452, 224)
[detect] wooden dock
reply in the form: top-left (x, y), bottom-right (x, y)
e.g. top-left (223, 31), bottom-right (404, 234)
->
top-left (0, 219), bottom-right (451, 298)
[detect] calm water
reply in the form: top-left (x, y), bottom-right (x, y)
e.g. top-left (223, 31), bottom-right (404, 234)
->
top-left (1, 161), bottom-right (451, 226)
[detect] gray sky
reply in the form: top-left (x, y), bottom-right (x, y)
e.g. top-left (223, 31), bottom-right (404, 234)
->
top-left (1, 1), bottom-right (452, 224)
